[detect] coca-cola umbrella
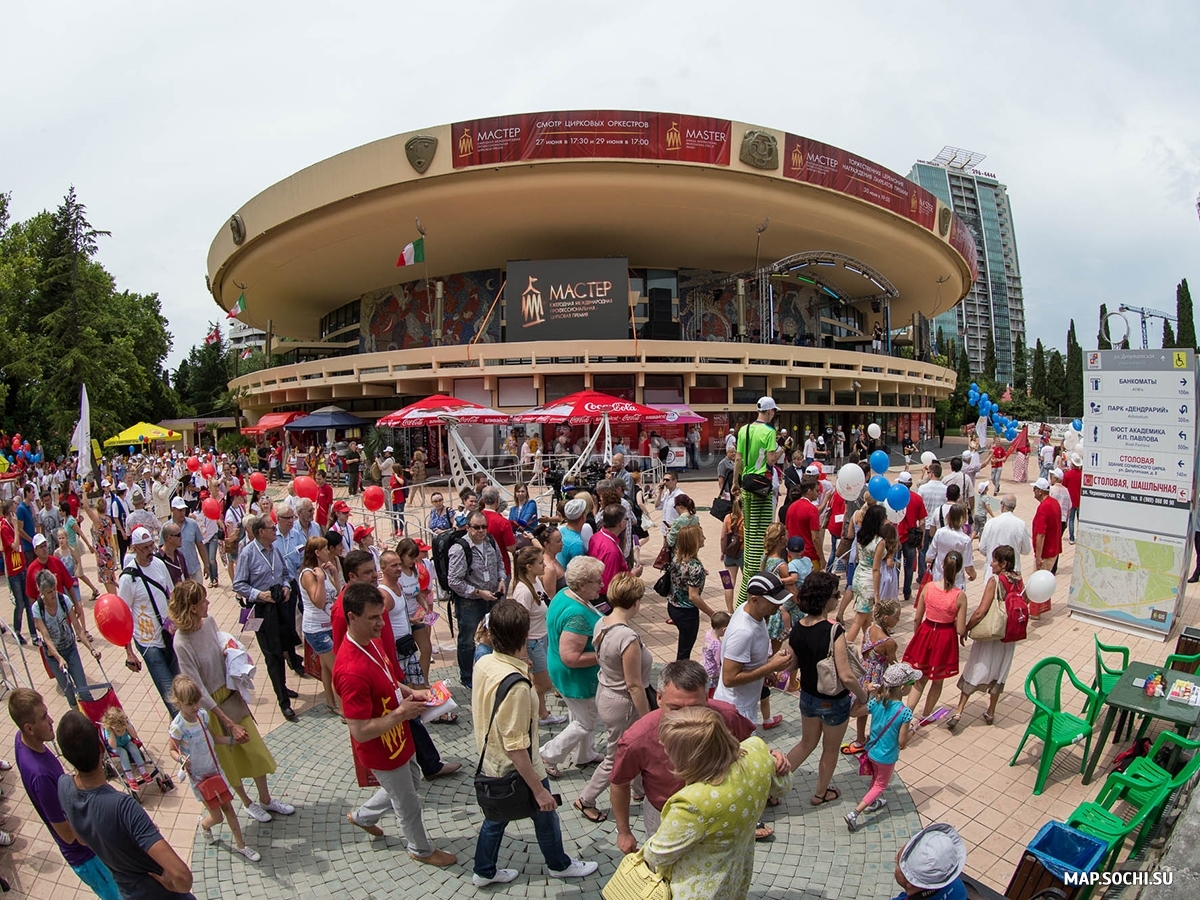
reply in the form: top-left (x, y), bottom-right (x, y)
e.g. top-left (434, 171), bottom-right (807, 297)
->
top-left (512, 390), bottom-right (663, 425)
top-left (377, 394), bottom-right (511, 427)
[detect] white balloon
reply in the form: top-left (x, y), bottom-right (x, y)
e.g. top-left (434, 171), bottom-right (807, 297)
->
top-left (867, 423), bottom-right (882, 440)
top-left (1025, 570), bottom-right (1057, 604)
top-left (885, 502), bottom-right (905, 524)
top-left (1063, 430), bottom-right (1080, 451)
top-left (836, 464), bottom-right (865, 501)
top-left (921, 451), bottom-right (936, 465)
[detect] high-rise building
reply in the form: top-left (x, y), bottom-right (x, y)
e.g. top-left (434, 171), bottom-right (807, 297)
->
top-left (908, 148), bottom-right (1026, 385)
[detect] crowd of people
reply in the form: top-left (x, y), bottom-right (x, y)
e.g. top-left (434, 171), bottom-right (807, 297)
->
top-left (0, 424), bottom-right (1019, 900)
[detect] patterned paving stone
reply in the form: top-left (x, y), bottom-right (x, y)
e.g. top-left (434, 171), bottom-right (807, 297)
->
top-left (192, 666), bottom-right (921, 898)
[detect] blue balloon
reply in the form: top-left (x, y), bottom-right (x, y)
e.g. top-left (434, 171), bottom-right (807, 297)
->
top-left (970, 382), bottom-right (979, 392)
top-left (869, 450), bottom-right (890, 474)
top-left (1072, 419), bottom-right (1083, 431)
top-left (129, 445), bottom-right (136, 454)
top-left (1007, 428), bottom-right (1018, 440)
top-left (887, 483), bottom-right (911, 510)
top-left (868, 475), bottom-right (890, 501)
top-left (980, 392), bottom-right (989, 404)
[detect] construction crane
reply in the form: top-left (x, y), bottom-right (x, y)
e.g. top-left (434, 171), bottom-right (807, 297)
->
top-left (1118, 304), bottom-right (1178, 349)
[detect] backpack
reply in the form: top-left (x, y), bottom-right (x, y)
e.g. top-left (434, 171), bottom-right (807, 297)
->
top-left (1111, 737), bottom-right (1152, 773)
top-left (1000, 573), bottom-right (1029, 643)
top-left (431, 527), bottom-right (470, 593)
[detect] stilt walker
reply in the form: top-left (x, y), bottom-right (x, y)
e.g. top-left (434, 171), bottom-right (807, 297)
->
top-left (736, 397), bottom-right (782, 608)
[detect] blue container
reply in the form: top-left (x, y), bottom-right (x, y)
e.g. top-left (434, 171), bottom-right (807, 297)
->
top-left (1025, 821), bottom-right (1108, 881)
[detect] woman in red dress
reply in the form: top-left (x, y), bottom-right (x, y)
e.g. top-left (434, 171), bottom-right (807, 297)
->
top-left (903, 550), bottom-right (968, 726)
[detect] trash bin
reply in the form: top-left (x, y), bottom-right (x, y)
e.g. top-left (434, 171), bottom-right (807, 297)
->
top-left (1005, 821), bottom-right (1109, 900)
top-left (1173, 627), bottom-right (1200, 674)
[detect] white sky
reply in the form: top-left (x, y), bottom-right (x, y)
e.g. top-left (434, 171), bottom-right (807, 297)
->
top-left (5, 1), bottom-right (1199, 369)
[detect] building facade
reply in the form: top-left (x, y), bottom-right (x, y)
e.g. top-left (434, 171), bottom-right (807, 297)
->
top-left (908, 147), bottom-right (1027, 385)
top-left (207, 111), bottom-right (976, 458)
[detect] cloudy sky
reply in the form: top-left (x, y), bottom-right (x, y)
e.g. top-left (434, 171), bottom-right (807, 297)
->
top-left (5, 1), bottom-right (1198, 369)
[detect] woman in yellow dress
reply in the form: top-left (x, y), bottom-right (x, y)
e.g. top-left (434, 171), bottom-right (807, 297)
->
top-left (643, 706), bottom-right (792, 900)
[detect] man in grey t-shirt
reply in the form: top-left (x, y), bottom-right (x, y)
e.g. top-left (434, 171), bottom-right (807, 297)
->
top-left (716, 446), bottom-right (737, 497)
top-left (713, 572), bottom-right (794, 726)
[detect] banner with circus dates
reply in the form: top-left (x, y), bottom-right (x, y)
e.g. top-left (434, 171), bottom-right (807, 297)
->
top-left (452, 111), bottom-right (732, 167)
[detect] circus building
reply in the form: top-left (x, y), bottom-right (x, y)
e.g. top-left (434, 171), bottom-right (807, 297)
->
top-left (208, 110), bottom-right (975, 459)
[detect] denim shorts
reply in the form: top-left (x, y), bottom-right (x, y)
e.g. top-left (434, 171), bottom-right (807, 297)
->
top-left (798, 690), bottom-right (852, 726)
top-left (526, 637), bottom-right (549, 674)
top-left (305, 629), bottom-right (334, 654)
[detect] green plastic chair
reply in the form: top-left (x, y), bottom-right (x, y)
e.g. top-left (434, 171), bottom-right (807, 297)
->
top-left (1087, 636), bottom-right (1129, 719)
top-left (1067, 771), bottom-right (1167, 872)
top-left (1165, 651), bottom-right (1200, 673)
top-left (1116, 731), bottom-right (1200, 856)
top-left (1009, 657), bottom-right (1100, 795)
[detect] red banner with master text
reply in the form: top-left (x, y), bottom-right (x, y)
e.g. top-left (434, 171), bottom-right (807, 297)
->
top-left (451, 111), bottom-right (732, 168)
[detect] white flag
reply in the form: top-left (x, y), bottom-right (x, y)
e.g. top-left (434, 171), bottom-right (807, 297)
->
top-left (71, 384), bottom-right (92, 479)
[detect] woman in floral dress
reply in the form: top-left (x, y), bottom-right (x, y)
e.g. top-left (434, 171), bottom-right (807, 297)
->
top-left (79, 489), bottom-right (117, 593)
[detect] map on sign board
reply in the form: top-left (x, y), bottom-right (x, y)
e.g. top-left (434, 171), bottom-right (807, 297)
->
top-left (1068, 522), bottom-right (1185, 632)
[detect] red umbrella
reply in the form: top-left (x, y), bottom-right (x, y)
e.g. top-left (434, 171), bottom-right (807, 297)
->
top-left (513, 390), bottom-right (664, 425)
top-left (378, 394), bottom-right (511, 427)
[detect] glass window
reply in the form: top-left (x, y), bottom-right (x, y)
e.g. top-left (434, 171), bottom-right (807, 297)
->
top-left (593, 375), bottom-right (636, 399)
top-left (544, 375), bottom-right (585, 402)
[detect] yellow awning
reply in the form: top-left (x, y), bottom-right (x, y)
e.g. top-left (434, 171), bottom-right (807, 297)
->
top-left (102, 422), bottom-right (184, 448)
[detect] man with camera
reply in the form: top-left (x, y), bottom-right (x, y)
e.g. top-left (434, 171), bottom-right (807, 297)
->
top-left (234, 515), bottom-right (301, 720)
top-left (448, 511), bottom-right (506, 689)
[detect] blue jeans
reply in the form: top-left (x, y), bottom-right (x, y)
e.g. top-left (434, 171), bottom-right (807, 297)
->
top-left (135, 640), bottom-right (180, 718)
top-left (71, 855), bottom-right (122, 900)
top-left (917, 532), bottom-right (933, 581)
top-left (455, 597), bottom-right (492, 687)
top-left (8, 573), bottom-right (33, 636)
top-left (1068, 507), bottom-right (1078, 542)
top-left (474, 778), bottom-right (571, 878)
top-left (901, 541), bottom-right (918, 601)
top-left (51, 641), bottom-right (94, 706)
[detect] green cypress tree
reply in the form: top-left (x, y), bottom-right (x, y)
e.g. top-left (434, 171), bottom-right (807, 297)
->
top-left (1066, 320), bottom-right (1084, 417)
top-left (1177, 279), bottom-right (1196, 351)
top-left (1097, 303), bottom-right (1112, 350)
top-left (1047, 349), bottom-right (1067, 417)
top-left (1013, 334), bottom-right (1028, 392)
top-left (983, 332), bottom-right (997, 383)
top-left (1163, 319), bottom-right (1177, 349)
top-left (1031, 339), bottom-right (1047, 402)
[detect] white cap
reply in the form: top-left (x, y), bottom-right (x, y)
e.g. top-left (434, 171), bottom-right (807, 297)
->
top-left (805, 465), bottom-right (820, 476)
top-left (384, 446), bottom-right (394, 454)
top-left (896, 471), bottom-right (913, 484)
top-left (977, 482), bottom-right (989, 493)
top-left (1033, 477), bottom-right (1051, 491)
top-left (1070, 451), bottom-right (1084, 468)
top-left (101, 478), bottom-right (112, 488)
top-left (756, 396), bottom-right (778, 412)
top-left (962, 450), bottom-right (972, 459)
top-left (130, 527), bottom-right (154, 546)
top-left (564, 499), bottom-right (587, 520)
top-left (1051, 468), bottom-right (1064, 481)
top-left (170, 496), bottom-right (188, 510)
top-left (32, 534), bottom-right (48, 549)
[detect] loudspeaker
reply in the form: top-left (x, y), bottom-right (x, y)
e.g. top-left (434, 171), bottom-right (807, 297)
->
top-left (648, 288), bottom-right (672, 321)
top-left (648, 321), bottom-right (680, 341)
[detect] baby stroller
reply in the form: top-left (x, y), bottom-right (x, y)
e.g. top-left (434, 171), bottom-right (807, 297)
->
top-left (68, 657), bottom-right (174, 802)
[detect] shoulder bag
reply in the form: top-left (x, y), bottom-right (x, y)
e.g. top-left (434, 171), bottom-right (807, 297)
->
top-left (737, 425), bottom-right (774, 498)
top-left (474, 672), bottom-right (538, 822)
top-left (602, 849), bottom-right (671, 900)
top-left (968, 579), bottom-right (1008, 642)
top-left (857, 704), bottom-right (906, 778)
top-left (193, 719), bottom-right (234, 811)
top-left (709, 496), bottom-right (732, 523)
top-left (815, 623), bottom-right (865, 695)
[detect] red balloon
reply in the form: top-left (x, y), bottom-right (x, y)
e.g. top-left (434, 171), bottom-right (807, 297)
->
top-left (202, 498), bottom-right (222, 520)
top-left (362, 485), bottom-right (385, 511)
top-left (293, 475), bottom-right (319, 502)
top-left (186, 456), bottom-right (201, 472)
top-left (12, 434), bottom-right (20, 445)
top-left (249, 472), bottom-right (267, 492)
top-left (200, 463), bottom-right (216, 478)
top-left (94, 593), bottom-right (134, 646)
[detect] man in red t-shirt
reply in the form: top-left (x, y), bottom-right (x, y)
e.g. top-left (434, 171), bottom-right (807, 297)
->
top-left (1062, 454), bottom-right (1083, 544)
top-left (894, 472), bottom-right (927, 603)
top-left (314, 469), bottom-right (334, 528)
top-left (333, 581), bottom-right (456, 866)
top-left (1, 504), bottom-right (34, 642)
top-left (784, 479), bottom-right (822, 569)
top-left (25, 534), bottom-right (73, 600)
top-left (479, 487), bottom-right (516, 579)
top-left (1032, 478), bottom-right (1063, 575)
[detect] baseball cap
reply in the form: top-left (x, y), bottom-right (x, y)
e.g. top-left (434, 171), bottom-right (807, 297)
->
top-left (962, 450), bottom-right (972, 459)
top-left (787, 536), bottom-right (806, 554)
top-left (805, 464), bottom-right (820, 476)
top-left (130, 527), bottom-right (154, 546)
top-left (899, 823), bottom-right (967, 891)
top-left (746, 571), bottom-right (791, 605)
top-left (170, 496), bottom-right (188, 510)
top-left (383, 446), bottom-right (394, 454)
top-left (414, 539), bottom-right (431, 553)
top-left (32, 534), bottom-right (48, 549)
top-left (101, 478), bottom-right (112, 488)
top-left (1051, 468), bottom-right (1064, 481)
top-left (756, 396), bottom-right (778, 412)
top-left (977, 482), bottom-right (989, 494)
top-left (564, 498), bottom-right (587, 520)
top-left (882, 662), bottom-right (923, 688)
top-left (353, 525), bottom-right (374, 542)
top-left (1033, 477), bottom-right (1051, 491)
top-left (332, 500), bottom-right (351, 514)
top-left (227, 485), bottom-right (245, 498)
top-left (896, 471), bottom-right (913, 485)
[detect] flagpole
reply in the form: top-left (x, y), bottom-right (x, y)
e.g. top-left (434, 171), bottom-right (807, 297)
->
top-left (416, 217), bottom-right (431, 343)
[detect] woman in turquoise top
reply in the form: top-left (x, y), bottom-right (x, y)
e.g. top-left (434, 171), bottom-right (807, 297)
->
top-left (540, 555), bottom-right (605, 777)
top-left (640, 706), bottom-right (792, 900)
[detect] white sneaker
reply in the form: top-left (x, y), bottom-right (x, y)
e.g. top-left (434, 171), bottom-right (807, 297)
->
top-left (264, 799), bottom-right (295, 815)
top-left (539, 714), bottom-right (567, 726)
top-left (864, 797), bottom-right (888, 814)
top-left (198, 817), bottom-right (217, 844)
top-left (234, 845), bottom-right (261, 862)
top-left (245, 802), bottom-right (273, 823)
top-left (549, 859), bottom-right (598, 879)
top-left (473, 869), bottom-right (519, 887)
top-left (0, 831), bottom-right (12, 846)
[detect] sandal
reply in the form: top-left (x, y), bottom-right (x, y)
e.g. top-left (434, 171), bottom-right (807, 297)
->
top-left (840, 741), bottom-right (866, 756)
top-left (543, 761), bottom-right (564, 778)
top-left (433, 711), bottom-right (458, 724)
top-left (574, 799), bottom-right (608, 823)
top-left (811, 786), bottom-right (841, 806)
top-left (982, 712), bottom-right (995, 725)
top-left (945, 715), bottom-right (961, 733)
top-left (754, 821), bottom-right (775, 840)
top-left (765, 795), bottom-right (781, 807)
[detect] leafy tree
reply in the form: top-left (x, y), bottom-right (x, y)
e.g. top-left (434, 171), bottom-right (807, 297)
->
top-left (1066, 320), bottom-right (1083, 417)
top-left (936, 325), bottom-right (945, 357)
top-left (1030, 339), bottom-right (1047, 403)
top-left (947, 341), bottom-right (973, 426)
top-left (999, 393), bottom-right (1050, 424)
top-left (1177, 279), bottom-right (1196, 351)
top-left (1163, 319), bottom-right (1177, 349)
top-left (174, 323), bottom-right (232, 416)
top-left (1013, 334), bottom-right (1028, 392)
top-left (983, 331), bottom-right (997, 383)
top-left (1097, 303), bottom-right (1112, 350)
top-left (1046, 350), bottom-right (1067, 416)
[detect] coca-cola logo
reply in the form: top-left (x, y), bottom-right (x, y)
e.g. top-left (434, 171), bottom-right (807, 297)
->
top-left (583, 401), bottom-right (638, 413)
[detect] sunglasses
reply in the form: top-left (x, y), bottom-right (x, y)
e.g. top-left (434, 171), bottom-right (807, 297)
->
top-left (468, 524), bottom-right (487, 531)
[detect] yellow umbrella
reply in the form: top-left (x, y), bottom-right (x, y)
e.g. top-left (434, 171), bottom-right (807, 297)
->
top-left (102, 422), bottom-right (183, 448)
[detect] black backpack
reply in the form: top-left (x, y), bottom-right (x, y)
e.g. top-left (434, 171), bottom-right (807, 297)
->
top-left (431, 527), bottom-right (470, 593)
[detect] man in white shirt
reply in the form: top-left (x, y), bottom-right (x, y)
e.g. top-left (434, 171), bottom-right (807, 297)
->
top-left (713, 572), bottom-right (794, 726)
top-left (725, 429), bottom-right (737, 453)
top-left (978, 494), bottom-right (1033, 576)
top-left (1038, 439), bottom-right (1056, 480)
top-left (117, 527), bottom-right (179, 717)
top-left (656, 472), bottom-right (683, 539)
top-left (379, 447), bottom-right (397, 514)
top-left (150, 470), bottom-right (174, 521)
top-left (802, 434), bottom-right (817, 466)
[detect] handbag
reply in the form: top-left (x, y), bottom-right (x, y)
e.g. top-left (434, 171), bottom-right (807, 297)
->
top-left (474, 672), bottom-right (538, 822)
top-left (194, 720), bottom-right (233, 811)
top-left (653, 567), bottom-right (672, 598)
top-left (652, 543), bottom-right (671, 570)
top-left (709, 496), bottom-right (732, 523)
top-left (815, 623), bottom-right (864, 695)
top-left (739, 472), bottom-right (773, 498)
top-left (395, 633), bottom-right (419, 659)
top-left (602, 849), bottom-right (670, 900)
top-left (968, 583), bottom-right (1008, 642)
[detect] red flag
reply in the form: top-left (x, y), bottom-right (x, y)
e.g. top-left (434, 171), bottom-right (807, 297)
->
top-left (1006, 425), bottom-right (1030, 458)
top-left (241, 347), bottom-right (253, 360)
top-left (204, 327), bottom-right (220, 346)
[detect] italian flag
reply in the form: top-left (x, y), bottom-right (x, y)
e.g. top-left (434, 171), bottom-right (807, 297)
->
top-left (241, 347), bottom-right (253, 360)
top-left (396, 237), bottom-right (425, 267)
top-left (227, 293), bottom-right (246, 318)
